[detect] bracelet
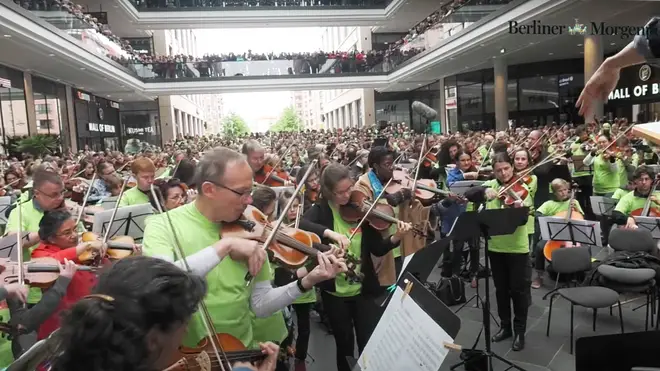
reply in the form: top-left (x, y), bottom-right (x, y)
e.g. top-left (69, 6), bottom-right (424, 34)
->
top-left (296, 278), bottom-right (310, 293)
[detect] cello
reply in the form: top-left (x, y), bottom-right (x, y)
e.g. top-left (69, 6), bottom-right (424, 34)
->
top-left (543, 185), bottom-right (584, 261)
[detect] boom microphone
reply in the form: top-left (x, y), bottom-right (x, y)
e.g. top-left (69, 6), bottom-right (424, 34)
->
top-left (411, 101), bottom-right (438, 121)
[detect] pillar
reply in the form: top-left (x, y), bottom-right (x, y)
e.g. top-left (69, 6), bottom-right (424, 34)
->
top-left (352, 101), bottom-right (359, 129)
top-left (361, 88), bottom-right (375, 128)
top-left (438, 79), bottom-right (447, 134)
top-left (584, 34), bottom-right (604, 121)
top-left (176, 109), bottom-right (183, 137)
top-left (494, 57), bottom-right (509, 132)
top-left (23, 73), bottom-right (37, 136)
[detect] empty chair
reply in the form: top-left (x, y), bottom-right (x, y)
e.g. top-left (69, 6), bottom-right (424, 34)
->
top-left (546, 247), bottom-right (624, 355)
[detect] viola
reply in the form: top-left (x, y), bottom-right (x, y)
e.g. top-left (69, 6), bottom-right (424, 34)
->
top-left (77, 232), bottom-right (136, 265)
top-left (339, 191), bottom-right (426, 237)
top-left (0, 256), bottom-right (95, 289)
top-left (166, 333), bottom-right (265, 371)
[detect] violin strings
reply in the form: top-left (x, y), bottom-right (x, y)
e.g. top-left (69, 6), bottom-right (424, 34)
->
top-left (263, 225), bottom-right (319, 256)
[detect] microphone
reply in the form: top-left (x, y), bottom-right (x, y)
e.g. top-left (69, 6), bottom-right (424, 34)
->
top-left (411, 101), bottom-right (438, 121)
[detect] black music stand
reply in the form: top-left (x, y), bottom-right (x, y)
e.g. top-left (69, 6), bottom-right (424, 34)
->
top-left (0, 232), bottom-right (30, 260)
top-left (92, 204), bottom-right (153, 243)
top-left (633, 216), bottom-right (660, 240)
top-left (590, 196), bottom-right (618, 217)
top-left (449, 207), bottom-right (529, 371)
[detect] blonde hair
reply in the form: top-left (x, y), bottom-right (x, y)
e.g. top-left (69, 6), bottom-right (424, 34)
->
top-left (550, 178), bottom-right (570, 193)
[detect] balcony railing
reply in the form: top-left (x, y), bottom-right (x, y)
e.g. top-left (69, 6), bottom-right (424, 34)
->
top-left (129, 0), bottom-right (392, 10)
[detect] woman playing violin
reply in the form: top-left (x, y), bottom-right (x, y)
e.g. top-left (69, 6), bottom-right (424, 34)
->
top-left (295, 165), bottom-right (320, 211)
top-left (50, 256), bottom-right (280, 371)
top-left (298, 163), bottom-right (411, 371)
top-left (468, 152), bottom-right (532, 351)
top-left (513, 148), bottom-right (538, 253)
top-left (30, 210), bottom-right (116, 340)
top-left (251, 187), bottom-right (278, 221)
top-left (149, 178), bottom-right (189, 212)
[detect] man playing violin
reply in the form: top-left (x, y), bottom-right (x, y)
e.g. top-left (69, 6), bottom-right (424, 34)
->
top-left (142, 147), bottom-right (345, 352)
top-left (464, 152), bottom-right (532, 351)
top-left (243, 140), bottom-right (294, 186)
top-left (612, 166), bottom-right (660, 229)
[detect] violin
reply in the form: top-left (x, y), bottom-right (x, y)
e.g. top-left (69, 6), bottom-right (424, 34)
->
top-left (386, 170), bottom-right (466, 206)
top-left (543, 186), bottom-right (584, 261)
top-left (255, 164), bottom-right (290, 187)
top-left (421, 152), bottom-right (437, 168)
top-left (0, 256), bottom-right (95, 289)
top-left (339, 191), bottom-right (426, 237)
top-left (498, 177), bottom-right (529, 207)
top-left (77, 232), bottom-right (136, 265)
top-left (166, 333), bottom-right (266, 371)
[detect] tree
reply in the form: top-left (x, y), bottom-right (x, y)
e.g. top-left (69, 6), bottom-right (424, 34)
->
top-left (221, 113), bottom-right (250, 139)
top-left (270, 106), bottom-right (304, 133)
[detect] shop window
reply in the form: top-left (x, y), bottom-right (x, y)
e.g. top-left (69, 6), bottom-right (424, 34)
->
top-left (518, 75), bottom-right (559, 111)
top-left (35, 104), bottom-right (50, 115)
top-left (0, 65), bottom-right (29, 154)
top-left (457, 83), bottom-right (483, 116)
top-left (38, 119), bottom-right (53, 130)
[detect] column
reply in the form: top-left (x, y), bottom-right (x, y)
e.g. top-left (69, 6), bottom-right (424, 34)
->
top-left (23, 73), bottom-right (37, 136)
top-left (438, 79), bottom-right (447, 134)
top-left (176, 109), bottom-right (183, 137)
top-left (361, 89), bottom-right (375, 128)
top-left (584, 34), bottom-right (604, 120)
top-left (183, 114), bottom-right (190, 136)
top-left (65, 87), bottom-right (77, 152)
top-left (494, 57), bottom-right (509, 132)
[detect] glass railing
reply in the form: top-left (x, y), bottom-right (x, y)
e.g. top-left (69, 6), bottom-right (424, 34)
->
top-left (117, 51), bottom-right (420, 80)
top-left (129, 0), bottom-right (392, 10)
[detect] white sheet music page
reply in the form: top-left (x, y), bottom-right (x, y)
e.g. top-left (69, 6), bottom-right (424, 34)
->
top-left (357, 286), bottom-right (453, 371)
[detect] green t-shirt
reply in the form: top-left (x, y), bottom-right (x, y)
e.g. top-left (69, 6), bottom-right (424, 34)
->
top-left (612, 188), bottom-right (630, 200)
top-left (619, 153), bottom-right (640, 187)
top-left (537, 199), bottom-right (584, 216)
top-left (592, 156), bottom-right (621, 195)
top-left (614, 191), bottom-right (660, 216)
top-left (328, 205), bottom-right (362, 297)
top-left (118, 186), bottom-right (150, 208)
top-left (142, 202), bottom-right (271, 348)
top-left (482, 179), bottom-right (531, 254)
top-left (252, 263), bottom-right (288, 344)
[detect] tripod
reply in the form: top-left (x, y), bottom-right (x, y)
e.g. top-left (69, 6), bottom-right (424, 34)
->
top-left (448, 209), bottom-right (528, 371)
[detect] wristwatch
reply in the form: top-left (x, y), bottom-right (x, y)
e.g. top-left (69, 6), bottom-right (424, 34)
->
top-left (297, 278), bottom-right (311, 293)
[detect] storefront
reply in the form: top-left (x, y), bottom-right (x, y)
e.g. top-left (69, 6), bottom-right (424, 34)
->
top-left (74, 91), bottom-right (121, 151)
top-left (374, 81), bottom-right (442, 133)
top-left (443, 58), bottom-right (585, 131)
top-left (120, 100), bottom-right (162, 152)
top-left (604, 63), bottom-right (660, 123)
top-left (0, 65), bottom-right (29, 153)
top-left (32, 76), bottom-right (71, 153)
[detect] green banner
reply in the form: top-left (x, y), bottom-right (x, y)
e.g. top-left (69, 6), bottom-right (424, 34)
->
top-left (430, 121), bottom-right (441, 134)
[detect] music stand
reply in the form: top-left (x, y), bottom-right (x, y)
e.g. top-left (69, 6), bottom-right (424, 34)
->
top-left (92, 204), bottom-right (153, 243)
top-left (633, 216), bottom-right (660, 240)
top-left (448, 181), bottom-right (484, 196)
top-left (0, 196), bottom-right (12, 225)
top-left (590, 196), bottom-right (617, 217)
top-left (449, 207), bottom-right (529, 371)
top-left (0, 232), bottom-right (30, 260)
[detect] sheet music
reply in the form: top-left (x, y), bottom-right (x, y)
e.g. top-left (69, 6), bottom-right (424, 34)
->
top-left (357, 286), bottom-right (453, 371)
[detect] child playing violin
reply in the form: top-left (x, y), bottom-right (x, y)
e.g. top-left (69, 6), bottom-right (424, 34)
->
top-left (531, 179), bottom-right (584, 289)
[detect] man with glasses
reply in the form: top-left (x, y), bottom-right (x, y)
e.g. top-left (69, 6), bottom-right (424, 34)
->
top-left (142, 147), bottom-right (345, 352)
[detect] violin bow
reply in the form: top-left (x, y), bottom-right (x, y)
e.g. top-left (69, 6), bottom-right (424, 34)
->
top-left (261, 146), bottom-right (292, 185)
top-left (410, 134), bottom-right (426, 200)
top-left (150, 184), bottom-right (165, 214)
top-left (245, 159), bottom-right (318, 286)
top-left (152, 185), bottom-right (231, 371)
top-left (15, 199), bottom-right (24, 291)
top-left (101, 177), bottom-right (130, 246)
top-left (347, 177), bottom-right (395, 243)
top-left (294, 189), bottom-right (305, 230)
top-left (75, 171), bottom-right (97, 226)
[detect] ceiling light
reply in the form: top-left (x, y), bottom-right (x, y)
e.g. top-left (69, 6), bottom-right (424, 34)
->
top-left (2, 35), bottom-right (10, 38)
top-left (417, 83), bottom-right (422, 86)
top-left (48, 53), bottom-right (55, 57)
top-left (79, 86), bottom-right (85, 89)
top-left (500, 48), bottom-right (506, 54)
top-left (577, 43), bottom-right (583, 46)
top-left (549, 52), bottom-right (554, 55)
top-left (480, 44), bottom-right (485, 47)
top-left (610, 42), bottom-right (616, 46)
top-left (118, 98), bottom-right (123, 101)
top-left (406, 88), bottom-right (410, 90)
top-left (120, 85), bottom-right (125, 88)
top-left (106, 95), bottom-right (111, 97)
top-left (80, 67), bottom-right (86, 70)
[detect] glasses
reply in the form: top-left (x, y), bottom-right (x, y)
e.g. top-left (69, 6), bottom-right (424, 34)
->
top-left (55, 228), bottom-right (77, 238)
top-left (206, 180), bottom-right (252, 200)
top-left (36, 189), bottom-right (66, 199)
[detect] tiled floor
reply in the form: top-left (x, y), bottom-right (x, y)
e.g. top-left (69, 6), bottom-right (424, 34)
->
top-left (302, 262), bottom-right (654, 371)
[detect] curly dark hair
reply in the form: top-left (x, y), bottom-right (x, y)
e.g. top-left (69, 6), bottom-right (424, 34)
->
top-left (51, 256), bottom-right (207, 371)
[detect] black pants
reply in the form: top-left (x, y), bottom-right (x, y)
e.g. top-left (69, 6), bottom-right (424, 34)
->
top-left (594, 191), bottom-right (615, 246)
top-left (321, 291), bottom-right (379, 371)
top-left (442, 238), bottom-right (479, 277)
top-left (489, 251), bottom-right (530, 333)
top-left (292, 303), bottom-right (312, 361)
top-left (575, 175), bottom-right (594, 220)
top-left (534, 240), bottom-right (547, 273)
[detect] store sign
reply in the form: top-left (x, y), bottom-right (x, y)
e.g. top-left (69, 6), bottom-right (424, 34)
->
top-left (445, 98), bottom-right (457, 109)
top-left (0, 78), bottom-right (11, 88)
top-left (88, 123), bottom-right (116, 133)
top-left (607, 83), bottom-right (660, 101)
top-left (558, 75), bottom-right (575, 87)
top-left (109, 101), bottom-right (120, 109)
top-left (640, 65), bottom-right (652, 82)
top-left (77, 91), bottom-right (91, 101)
top-left (126, 127), bottom-right (154, 135)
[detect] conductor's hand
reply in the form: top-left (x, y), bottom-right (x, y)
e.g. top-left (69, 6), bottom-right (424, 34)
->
top-left (234, 342), bottom-right (279, 371)
top-left (576, 60), bottom-right (621, 117)
top-left (485, 188), bottom-right (498, 201)
top-left (215, 238), bottom-right (265, 277)
top-left (626, 216), bottom-right (638, 230)
top-left (302, 254), bottom-right (347, 289)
